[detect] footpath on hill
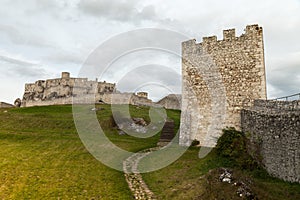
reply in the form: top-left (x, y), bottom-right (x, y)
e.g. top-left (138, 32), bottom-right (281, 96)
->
top-left (123, 147), bottom-right (159, 200)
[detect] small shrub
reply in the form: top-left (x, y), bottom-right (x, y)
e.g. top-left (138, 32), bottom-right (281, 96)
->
top-left (191, 139), bottom-right (200, 146)
top-left (215, 128), bottom-right (259, 170)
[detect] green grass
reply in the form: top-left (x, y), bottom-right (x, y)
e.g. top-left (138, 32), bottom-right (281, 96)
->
top-left (0, 105), bottom-right (131, 199)
top-left (142, 129), bottom-right (300, 200)
top-left (0, 105), bottom-right (300, 199)
top-left (0, 105), bottom-right (180, 199)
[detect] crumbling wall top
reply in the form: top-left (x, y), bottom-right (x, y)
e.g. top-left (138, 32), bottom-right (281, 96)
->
top-left (62, 72), bottom-right (70, 79)
top-left (182, 24), bottom-right (263, 47)
top-left (223, 28), bottom-right (236, 40)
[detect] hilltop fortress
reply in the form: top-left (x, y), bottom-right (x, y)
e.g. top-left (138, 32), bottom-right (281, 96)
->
top-left (21, 72), bottom-right (153, 107)
top-left (16, 24), bottom-right (299, 183)
top-left (20, 72), bottom-right (181, 109)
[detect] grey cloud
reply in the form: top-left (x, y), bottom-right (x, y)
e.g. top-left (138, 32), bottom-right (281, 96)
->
top-left (9, 66), bottom-right (48, 79)
top-left (0, 54), bottom-right (39, 67)
top-left (116, 65), bottom-right (181, 101)
top-left (45, 50), bottom-right (86, 65)
top-left (0, 0), bottom-right (299, 103)
top-left (117, 66), bottom-right (181, 87)
top-left (78, 0), bottom-right (158, 23)
top-left (0, 24), bottom-right (53, 48)
top-left (0, 54), bottom-right (48, 79)
top-left (267, 58), bottom-right (300, 99)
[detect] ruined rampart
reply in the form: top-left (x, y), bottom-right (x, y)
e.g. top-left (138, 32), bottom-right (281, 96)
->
top-left (241, 99), bottom-right (300, 183)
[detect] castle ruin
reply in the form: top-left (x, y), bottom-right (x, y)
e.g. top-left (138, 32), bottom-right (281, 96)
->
top-left (21, 72), bottom-right (153, 107)
top-left (180, 24), bottom-right (267, 147)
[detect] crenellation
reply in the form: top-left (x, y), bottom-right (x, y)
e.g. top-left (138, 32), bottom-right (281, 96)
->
top-left (61, 72), bottom-right (70, 79)
top-left (202, 36), bottom-right (217, 44)
top-left (223, 28), bottom-right (236, 40)
top-left (136, 92), bottom-right (148, 99)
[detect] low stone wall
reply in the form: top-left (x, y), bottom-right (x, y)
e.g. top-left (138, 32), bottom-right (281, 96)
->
top-left (22, 98), bottom-right (74, 107)
top-left (241, 100), bottom-right (300, 183)
top-left (22, 93), bottom-right (154, 107)
top-left (253, 99), bottom-right (300, 111)
top-left (0, 102), bottom-right (14, 108)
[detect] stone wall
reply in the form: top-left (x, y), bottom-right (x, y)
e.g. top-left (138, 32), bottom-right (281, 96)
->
top-left (241, 100), bottom-right (300, 183)
top-left (136, 92), bottom-right (148, 99)
top-left (22, 72), bottom-right (116, 107)
top-left (157, 94), bottom-right (182, 110)
top-left (180, 24), bottom-right (267, 147)
top-left (21, 72), bottom-right (154, 107)
top-left (110, 93), bottom-right (153, 106)
top-left (22, 98), bottom-right (74, 107)
top-left (0, 102), bottom-right (14, 108)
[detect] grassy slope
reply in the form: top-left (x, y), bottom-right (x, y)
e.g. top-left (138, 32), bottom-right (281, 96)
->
top-left (0, 105), bottom-right (173, 199)
top-left (143, 131), bottom-right (300, 200)
top-left (0, 105), bottom-right (299, 199)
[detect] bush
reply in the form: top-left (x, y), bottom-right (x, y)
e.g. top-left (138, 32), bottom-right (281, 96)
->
top-left (215, 128), bottom-right (259, 170)
top-left (191, 139), bottom-right (200, 146)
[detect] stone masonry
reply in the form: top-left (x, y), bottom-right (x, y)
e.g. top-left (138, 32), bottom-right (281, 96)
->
top-left (21, 72), bottom-right (154, 107)
top-left (180, 25), bottom-right (267, 147)
top-left (0, 102), bottom-right (14, 108)
top-left (241, 100), bottom-right (300, 183)
top-left (156, 94), bottom-right (182, 110)
top-left (22, 72), bottom-right (116, 107)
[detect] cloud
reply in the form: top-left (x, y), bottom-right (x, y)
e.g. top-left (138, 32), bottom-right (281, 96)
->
top-left (0, 24), bottom-right (53, 48)
top-left (0, 53), bottom-right (55, 102)
top-left (0, 54), bottom-right (38, 67)
top-left (78, 0), bottom-right (158, 23)
top-left (0, 54), bottom-right (49, 79)
top-left (0, 0), bottom-right (300, 102)
top-left (266, 52), bottom-right (300, 98)
top-left (116, 65), bottom-right (181, 101)
top-left (45, 50), bottom-right (86, 65)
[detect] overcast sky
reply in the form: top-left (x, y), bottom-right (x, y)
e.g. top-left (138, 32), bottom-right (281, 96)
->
top-left (0, 0), bottom-right (299, 103)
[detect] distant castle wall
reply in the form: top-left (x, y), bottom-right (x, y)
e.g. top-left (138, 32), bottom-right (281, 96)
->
top-left (242, 100), bottom-right (300, 183)
top-left (0, 102), bottom-right (14, 108)
top-left (21, 72), bottom-right (153, 107)
top-left (136, 92), bottom-right (148, 99)
top-left (180, 25), bottom-right (267, 146)
top-left (157, 94), bottom-right (182, 110)
top-left (22, 72), bottom-right (114, 107)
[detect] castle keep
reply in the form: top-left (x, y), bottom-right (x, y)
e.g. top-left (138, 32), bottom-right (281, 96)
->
top-left (180, 24), bottom-right (267, 146)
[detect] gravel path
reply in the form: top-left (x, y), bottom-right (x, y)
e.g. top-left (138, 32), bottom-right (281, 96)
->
top-left (123, 147), bottom-right (159, 200)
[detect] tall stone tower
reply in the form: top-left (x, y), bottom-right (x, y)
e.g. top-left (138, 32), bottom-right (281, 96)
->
top-left (179, 24), bottom-right (267, 147)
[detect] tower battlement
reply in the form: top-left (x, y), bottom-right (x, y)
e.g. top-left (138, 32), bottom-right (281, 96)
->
top-left (183, 24), bottom-right (263, 48)
top-left (223, 28), bottom-right (236, 40)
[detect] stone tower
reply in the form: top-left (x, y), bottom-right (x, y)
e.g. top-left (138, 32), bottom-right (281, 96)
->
top-left (179, 24), bottom-right (267, 147)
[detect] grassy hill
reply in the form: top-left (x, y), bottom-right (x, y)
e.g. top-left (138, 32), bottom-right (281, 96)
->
top-left (0, 105), bottom-right (299, 199)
